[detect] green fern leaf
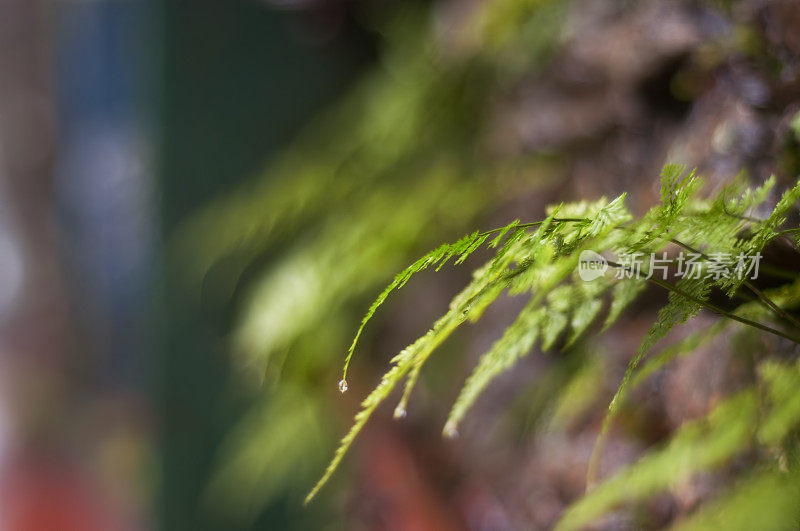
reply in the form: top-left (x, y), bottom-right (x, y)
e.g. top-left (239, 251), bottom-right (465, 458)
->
top-left (444, 297), bottom-right (546, 434)
top-left (558, 391), bottom-right (759, 531)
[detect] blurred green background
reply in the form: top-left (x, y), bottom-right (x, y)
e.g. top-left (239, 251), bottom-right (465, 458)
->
top-left (2, 0), bottom-right (800, 529)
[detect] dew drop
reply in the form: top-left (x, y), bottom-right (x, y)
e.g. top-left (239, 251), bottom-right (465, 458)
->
top-left (443, 421), bottom-right (459, 439)
top-left (338, 379), bottom-right (348, 393)
top-left (393, 406), bottom-right (407, 419)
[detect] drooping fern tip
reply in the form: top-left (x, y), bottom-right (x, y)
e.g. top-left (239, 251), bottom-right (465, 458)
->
top-left (305, 165), bottom-right (800, 512)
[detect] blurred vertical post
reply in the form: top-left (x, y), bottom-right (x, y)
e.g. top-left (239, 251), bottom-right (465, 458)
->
top-left (0, 0), bottom-right (152, 529)
top-left (158, 2), bottom-right (370, 528)
top-left (0, 0), bottom-right (102, 529)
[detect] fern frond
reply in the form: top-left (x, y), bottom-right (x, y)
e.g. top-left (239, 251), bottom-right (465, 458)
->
top-left (443, 200), bottom-right (629, 434)
top-left (588, 274), bottom-right (713, 484)
top-left (628, 164), bottom-right (700, 252)
top-left (603, 278), bottom-right (646, 330)
top-left (306, 312), bottom-right (461, 503)
top-left (340, 220), bottom-right (522, 383)
top-left (307, 222), bottom-right (527, 502)
top-left (563, 361), bottom-right (800, 530)
top-left (309, 166), bottom-right (800, 507)
top-left (747, 177), bottom-right (800, 254)
top-left (632, 274), bottom-right (800, 393)
top-left (586, 193), bottom-right (631, 237)
top-left (558, 391), bottom-right (759, 531)
top-left (566, 280), bottom-right (607, 345)
top-left (673, 469), bottom-right (800, 531)
top-left (444, 296), bottom-right (546, 435)
top-left (758, 359), bottom-right (800, 446)
top-left (630, 320), bottom-right (729, 388)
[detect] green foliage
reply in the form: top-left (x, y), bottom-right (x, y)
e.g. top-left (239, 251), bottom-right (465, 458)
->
top-left (558, 391), bottom-right (760, 531)
top-left (445, 296), bottom-right (546, 433)
top-left (587, 274), bottom-right (714, 483)
top-left (673, 468), bottom-right (800, 531)
top-left (758, 358), bottom-right (800, 446)
top-left (307, 195), bottom-right (633, 500)
top-left (603, 278), bottom-right (646, 330)
top-left (310, 165), bottom-right (800, 531)
top-left (181, 0), bottom-right (572, 516)
top-left (204, 384), bottom-right (331, 519)
top-left (339, 220), bottom-right (521, 384)
top-left (174, 0), bottom-right (800, 523)
top-left (561, 356), bottom-right (800, 530)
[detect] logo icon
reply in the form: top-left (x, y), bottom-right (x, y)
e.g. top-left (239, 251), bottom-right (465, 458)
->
top-left (578, 250), bottom-right (607, 281)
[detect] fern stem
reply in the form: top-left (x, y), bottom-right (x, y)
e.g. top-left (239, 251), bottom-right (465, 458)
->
top-left (588, 262), bottom-right (800, 488)
top-left (667, 238), bottom-right (800, 331)
top-left (341, 218), bottom-right (588, 383)
top-left (775, 228), bottom-right (800, 252)
top-left (395, 362), bottom-right (422, 418)
top-left (758, 263), bottom-right (800, 280)
top-left (494, 218), bottom-right (800, 329)
top-left (478, 217), bottom-right (587, 237)
top-left (607, 261), bottom-right (800, 344)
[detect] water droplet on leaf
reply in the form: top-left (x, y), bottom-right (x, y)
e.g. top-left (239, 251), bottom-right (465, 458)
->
top-left (393, 406), bottom-right (407, 419)
top-left (338, 379), bottom-right (348, 393)
top-left (443, 421), bottom-right (459, 439)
